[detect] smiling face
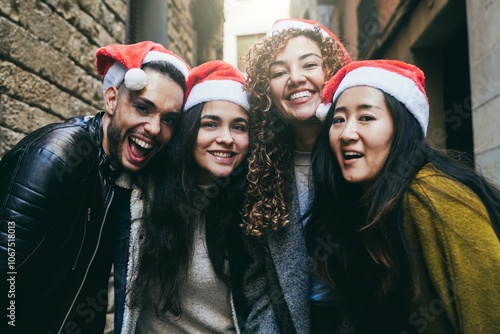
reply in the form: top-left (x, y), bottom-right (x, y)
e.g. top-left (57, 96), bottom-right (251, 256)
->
top-left (329, 86), bottom-right (394, 188)
top-left (194, 100), bottom-right (249, 185)
top-left (102, 69), bottom-right (184, 173)
top-left (268, 35), bottom-right (325, 124)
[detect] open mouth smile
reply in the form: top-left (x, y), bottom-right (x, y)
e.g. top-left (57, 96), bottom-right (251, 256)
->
top-left (343, 151), bottom-right (364, 160)
top-left (209, 151), bottom-right (236, 158)
top-left (288, 90), bottom-right (312, 101)
top-left (129, 136), bottom-right (156, 161)
top-left (131, 137), bottom-right (153, 150)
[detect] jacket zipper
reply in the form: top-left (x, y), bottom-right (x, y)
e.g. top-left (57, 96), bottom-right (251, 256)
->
top-left (71, 208), bottom-right (90, 270)
top-left (57, 190), bottom-right (114, 333)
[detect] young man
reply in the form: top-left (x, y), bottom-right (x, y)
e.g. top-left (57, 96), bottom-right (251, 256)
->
top-left (0, 41), bottom-right (190, 334)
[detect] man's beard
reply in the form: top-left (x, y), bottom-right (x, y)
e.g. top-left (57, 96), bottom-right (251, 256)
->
top-left (106, 116), bottom-right (124, 170)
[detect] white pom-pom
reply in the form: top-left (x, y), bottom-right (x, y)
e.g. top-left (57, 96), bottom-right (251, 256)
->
top-left (316, 103), bottom-right (331, 122)
top-left (124, 68), bottom-right (147, 91)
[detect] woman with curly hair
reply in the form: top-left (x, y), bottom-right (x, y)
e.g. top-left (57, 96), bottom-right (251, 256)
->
top-left (307, 59), bottom-right (500, 333)
top-left (240, 18), bottom-right (351, 334)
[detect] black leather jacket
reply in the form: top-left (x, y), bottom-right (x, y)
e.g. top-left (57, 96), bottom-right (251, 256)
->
top-left (0, 112), bottom-right (115, 333)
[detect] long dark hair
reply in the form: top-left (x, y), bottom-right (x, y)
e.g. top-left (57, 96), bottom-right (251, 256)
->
top-left (305, 92), bottom-right (500, 312)
top-left (128, 102), bottom-right (249, 316)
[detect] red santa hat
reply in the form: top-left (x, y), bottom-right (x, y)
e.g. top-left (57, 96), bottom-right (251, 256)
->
top-left (267, 18), bottom-right (351, 63)
top-left (316, 59), bottom-right (429, 135)
top-left (95, 40), bottom-right (190, 94)
top-left (183, 60), bottom-right (249, 112)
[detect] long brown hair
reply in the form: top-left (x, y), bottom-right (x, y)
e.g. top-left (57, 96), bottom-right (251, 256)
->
top-left (241, 27), bottom-right (349, 237)
top-left (129, 103), bottom-right (250, 316)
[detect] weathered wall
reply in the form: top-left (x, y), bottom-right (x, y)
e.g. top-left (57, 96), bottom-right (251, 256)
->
top-left (466, 0), bottom-right (500, 182)
top-left (1, 1), bottom-right (224, 332)
top-left (0, 0), bottom-right (127, 156)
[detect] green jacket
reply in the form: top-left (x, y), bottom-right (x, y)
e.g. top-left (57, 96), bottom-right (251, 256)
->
top-left (402, 163), bottom-right (500, 333)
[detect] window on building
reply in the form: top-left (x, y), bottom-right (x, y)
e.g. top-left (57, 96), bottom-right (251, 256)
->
top-left (236, 33), bottom-right (265, 72)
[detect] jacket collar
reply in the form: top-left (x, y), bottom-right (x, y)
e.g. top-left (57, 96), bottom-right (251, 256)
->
top-left (86, 111), bottom-right (118, 181)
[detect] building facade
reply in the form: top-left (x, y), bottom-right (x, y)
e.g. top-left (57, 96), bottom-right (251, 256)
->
top-left (291, 0), bottom-right (500, 183)
top-left (0, 0), bottom-right (224, 157)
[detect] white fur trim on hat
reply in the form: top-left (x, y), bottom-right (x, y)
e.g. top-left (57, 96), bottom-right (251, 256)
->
top-left (267, 20), bottom-right (329, 38)
top-left (103, 62), bottom-right (127, 93)
top-left (316, 102), bottom-right (331, 122)
top-left (332, 67), bottom-right (429, 135)
top-left (101, 50), bottom-right (190, 95)
top-left (183, 80), bottom-right (250, 112)
top-left (143, 50), bottom-right (190, 79)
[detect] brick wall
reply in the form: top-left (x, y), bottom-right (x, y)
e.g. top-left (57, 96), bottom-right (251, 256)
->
top-left (0, 0), bottom-right (127, 157)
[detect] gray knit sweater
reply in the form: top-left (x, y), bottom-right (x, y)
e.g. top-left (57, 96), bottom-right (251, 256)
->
top-left (136, 214), bottom-right (237, 333)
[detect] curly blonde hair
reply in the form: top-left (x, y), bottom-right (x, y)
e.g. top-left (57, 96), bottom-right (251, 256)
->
top-left (241, 27), bottom-right (349, 237)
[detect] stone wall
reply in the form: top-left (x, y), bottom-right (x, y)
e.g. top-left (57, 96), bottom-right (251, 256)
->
top-left (168, 0), bottom-right (197, 65)
top-left (0, 0), bottom-right (127, 157)
top-left (466, 0), bottom-right (500, 183)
